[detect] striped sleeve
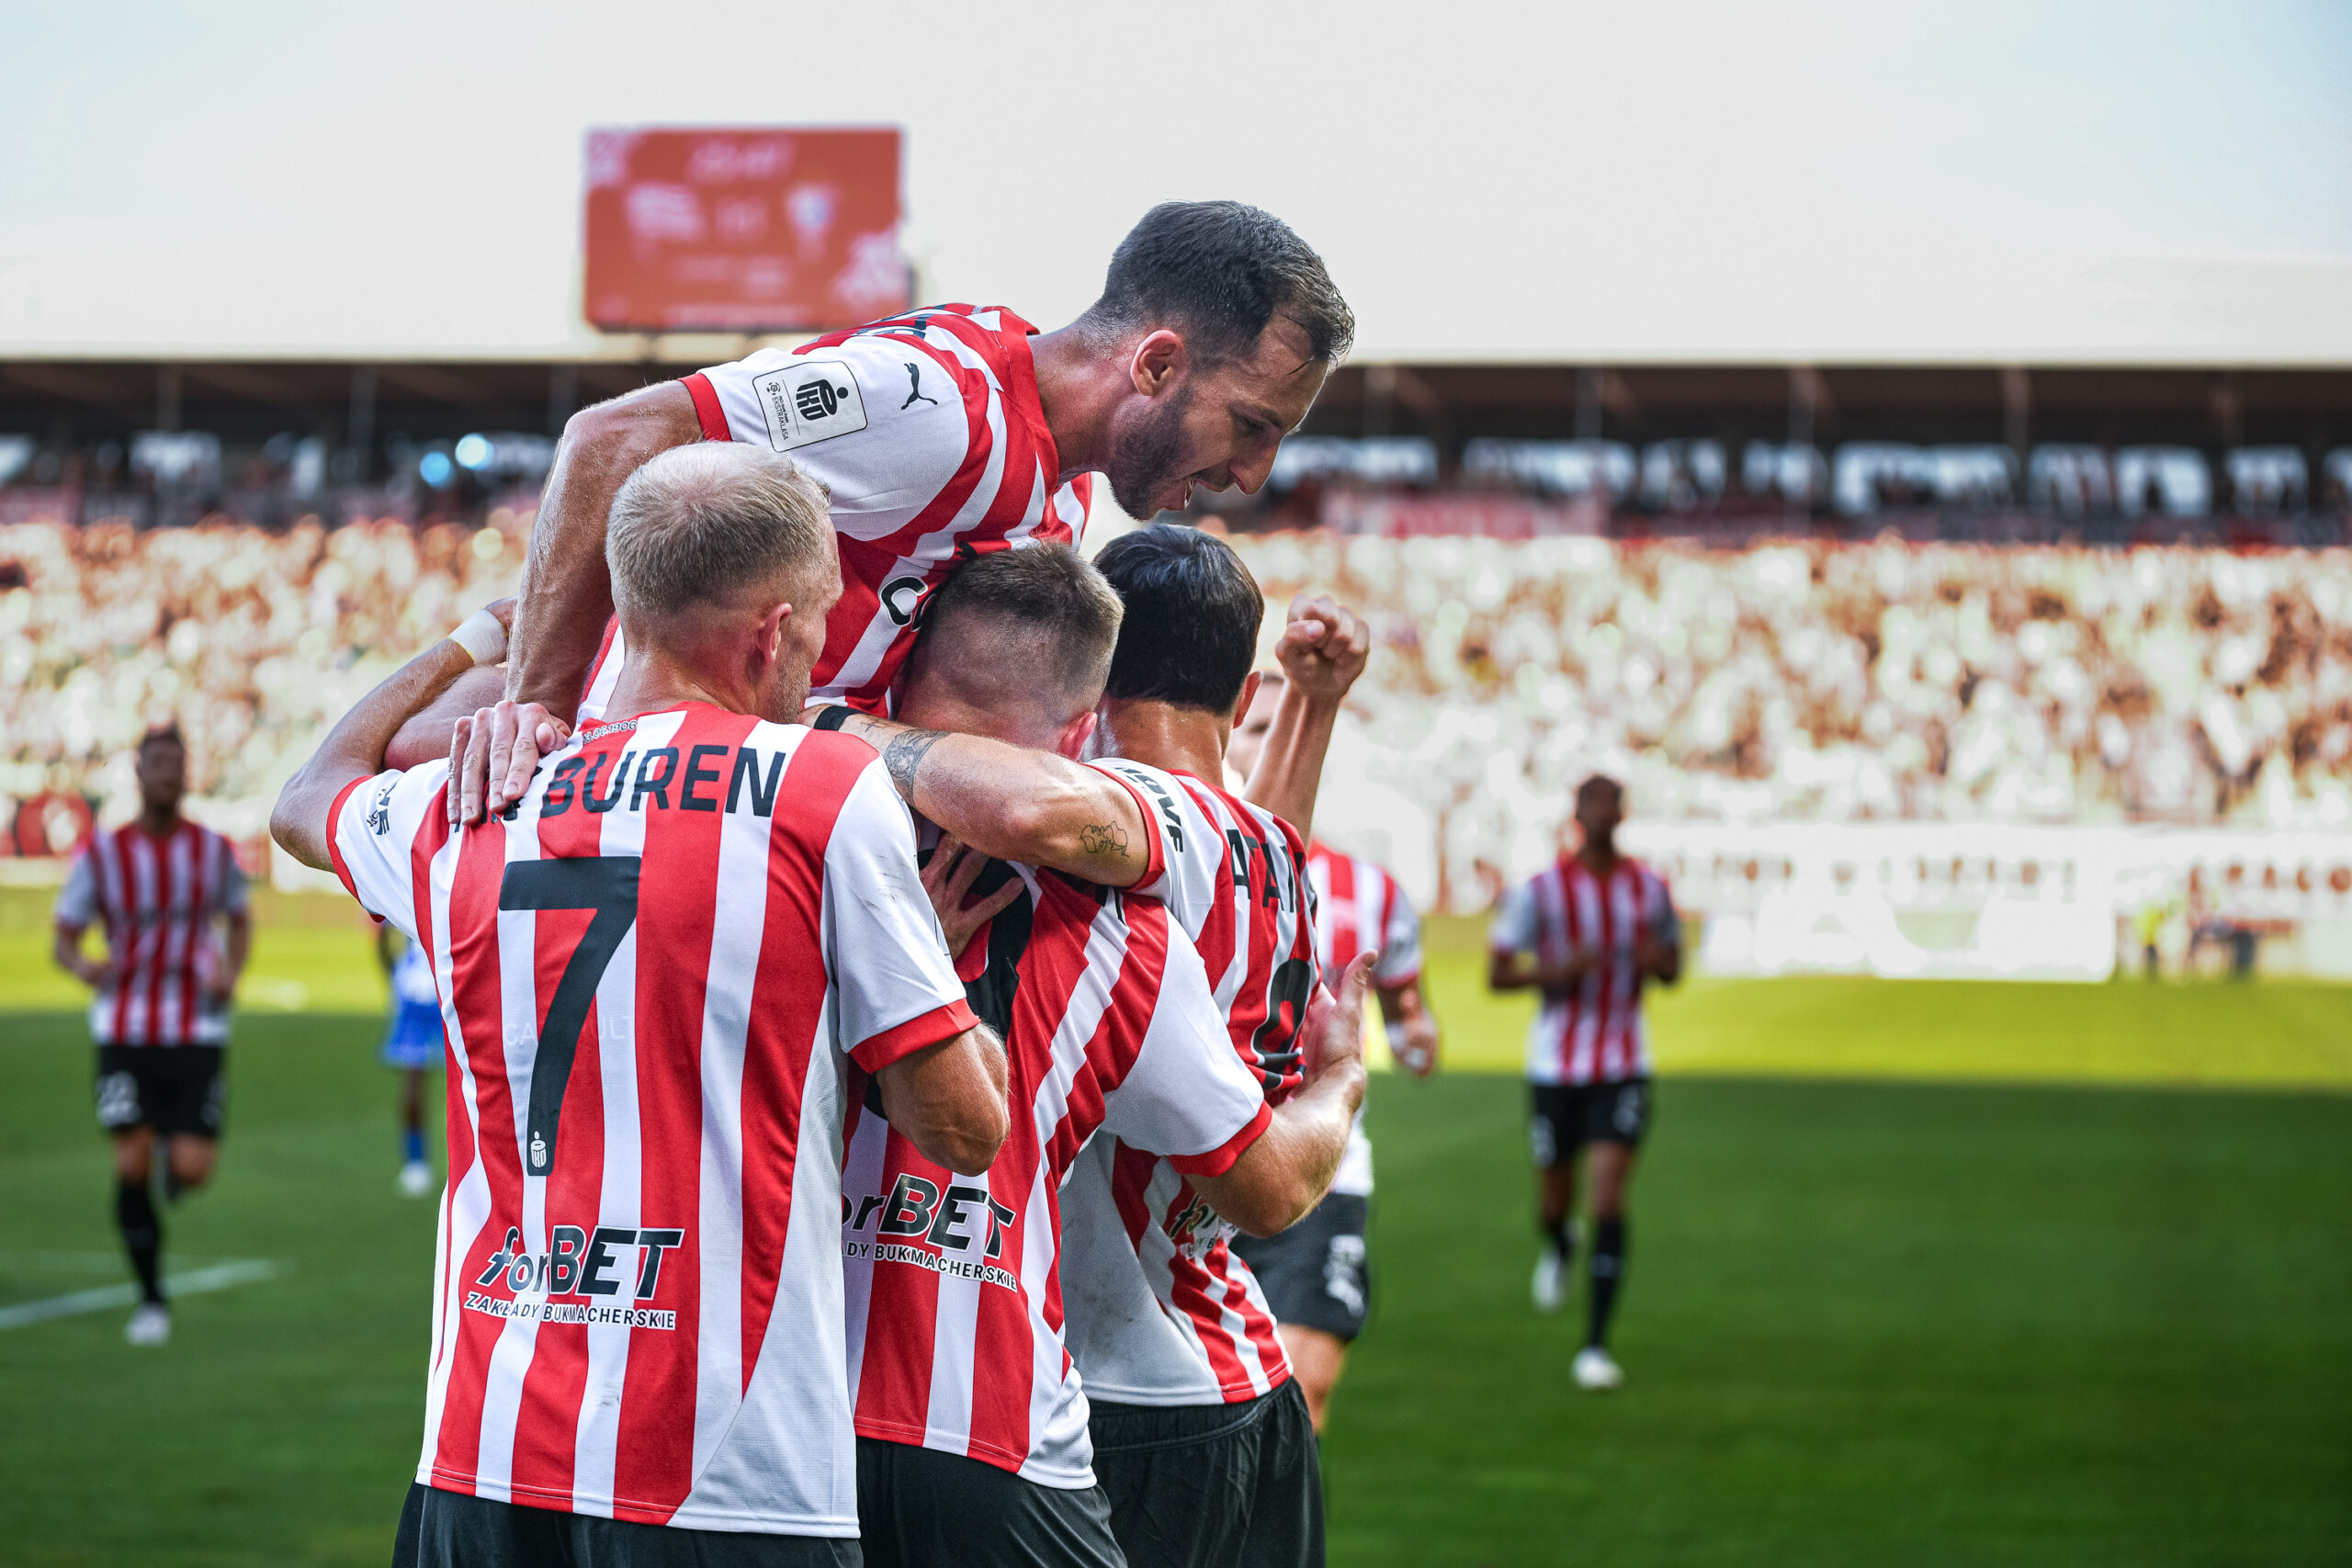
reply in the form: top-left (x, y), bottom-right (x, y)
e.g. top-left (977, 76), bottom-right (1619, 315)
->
top-left (1488, 877), bottom-right (1538, 954)
top-left (52, 848), bottom-right (98, 929)
top-left (328, 762), bottom-right (451, 940)
top-left (687, 335), bottom-right (975, 542)
top-left (820, 761), bottom-right (979, 1070)
top-left (1374, 873), bottom-right (1424, 987)
top-left (1099, 914), bottom-right (1270, 1170)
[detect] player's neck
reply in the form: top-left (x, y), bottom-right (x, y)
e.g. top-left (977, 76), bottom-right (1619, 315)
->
top-left (1095, 697), bottom-right (1230, 785)
top-left (1577, 840), bottom-right (1621, 877)
top-left (602, 648), bottom-right (792, 728)
top-left (1028, 323), bottom-right (1115, 482)
top-left (135, 805), bottom-right (181, 837)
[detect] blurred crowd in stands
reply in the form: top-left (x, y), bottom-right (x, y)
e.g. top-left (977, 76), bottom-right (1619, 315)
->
top-left (4, 493), bottom-right (2351, 905)
top-left (0, 504), bottom-right (525, 857)
top-left (1225, 529), bottom-right (2352, 905)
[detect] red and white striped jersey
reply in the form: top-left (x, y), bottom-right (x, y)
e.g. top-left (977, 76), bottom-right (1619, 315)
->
top-left (578, 305), bottom-right (1091, 724)
top-left (1489, 855), bottom-right (1677, 1086)
top-left (1056, 761), bottom-right (1318, 1407)
top-left (842, 871), bottom-right (1270, 1487)
top-left (54, 821), bottom-right (248, 1046)
top-left (326, 702), bottom-right (977, 1539)
top-left (1306, 842), bottom-right (1422, 990)
top-left (1305, 841), bottom-right (1424, 1200)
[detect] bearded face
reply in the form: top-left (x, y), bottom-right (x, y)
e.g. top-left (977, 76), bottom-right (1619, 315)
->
top-left (1103, 383), bottom-right (1197, 519)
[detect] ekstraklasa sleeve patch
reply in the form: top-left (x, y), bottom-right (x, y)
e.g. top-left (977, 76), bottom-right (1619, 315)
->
top-left (752, 358), bottom-right (870, 452)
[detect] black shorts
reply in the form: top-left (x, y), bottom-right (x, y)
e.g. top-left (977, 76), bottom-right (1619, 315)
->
top-left (1231, 1191), bottom-right (1370, 1342)
top-left (855, 1438), bottom-right (1123, 1568)
top-left (1528, 1077), bottom-right (1651, 1168)
top-left (1089, 1380), bottom-right (1322, 1568)
top-left (95, 1045), bottom-right (226, 1139)
top-left (393, 1482), bottom-right (859, 1568)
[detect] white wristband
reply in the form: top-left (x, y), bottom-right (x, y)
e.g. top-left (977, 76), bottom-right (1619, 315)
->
top-left (447, 607), bottom-right (507, 668)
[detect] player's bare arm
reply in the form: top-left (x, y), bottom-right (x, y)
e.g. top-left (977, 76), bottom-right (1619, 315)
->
top-left (270, 607), bottom-right (513, 872)
top-left (1487, 946), bottom-right (1600, 993)
top-left (1190, 953), bottom-right (1376, 1236)
top-left (1382, 979), bottom-right (1440, 1077)
top-left (826, 709), bottom-right (1154, 888)
top-left (51, 922), bottom-right (108, 988)
top-left (213, 906), bottom-right (252, 1008)
top-left (872, 1022), bottom-right (1012, 1175)
top-left (1241, 592), bottom-right (1369, 841)
top-left (453, 381), bottom-right (702, 822)
top-left (1635, 931), bottom-right (1683, 987)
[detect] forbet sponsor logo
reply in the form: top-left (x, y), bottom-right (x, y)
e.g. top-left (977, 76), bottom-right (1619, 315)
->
top-left (842, 1173), bottom-right (1020, 1293)
top-left (464, 1223), bottom-right (685, 1331)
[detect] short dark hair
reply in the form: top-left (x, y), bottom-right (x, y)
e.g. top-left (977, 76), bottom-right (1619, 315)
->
top-left (1094, 525), bottom-right (1264, 713)
top-left (919, 545), bottom-right (1124, 710)
top-left (1080, 201), bottom-right (1354, 368)
top-left (139, 723), bottom-right (186, 753)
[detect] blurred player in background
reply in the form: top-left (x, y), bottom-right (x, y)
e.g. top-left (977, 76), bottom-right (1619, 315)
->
top-left (51, 724), bottom-right (251, 1347)
top-left (1488, 774), bottom-right (1678, 1392)
top-left (1226, 673), bottom-right (1440, 1432)
top-left (373, 920), bottom-right (441, 1196)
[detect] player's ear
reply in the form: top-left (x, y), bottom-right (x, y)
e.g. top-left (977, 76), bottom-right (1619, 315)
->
top-left (1054, 710), bottom-right (1098, 761)
top-left (1225, 671), bottom-right (1263, 740)
top-left (1129, 330), bottom-right (1188, 398)
top-left (752, 599), bottom-right (791, 669)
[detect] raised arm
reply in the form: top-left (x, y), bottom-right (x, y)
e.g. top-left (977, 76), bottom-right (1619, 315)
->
top-left (270, 604), bottom-right (513, 871)
top-left (1188, 953), bottom-right (1375, 1237)
top-left (1241, 592), bottom-right (1368, 841)
top-left (824, 712), bottom-right (1156, 888)
top-left (456, 383), bottom-right (703, 821)
top-left (509, 382), bottom-right (702, 718)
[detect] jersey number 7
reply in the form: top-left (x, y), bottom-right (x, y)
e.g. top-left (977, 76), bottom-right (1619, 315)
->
top-left (499, 857), bottom-right (641, 1177)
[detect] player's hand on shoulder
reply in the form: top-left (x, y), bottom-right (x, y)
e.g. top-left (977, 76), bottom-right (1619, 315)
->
top-left (921, 837), bottom-right (1023, 962)
top-left (1274, 592), bottom-right (1370, 705)
top-left (451, 699), bottom-right (571, 827)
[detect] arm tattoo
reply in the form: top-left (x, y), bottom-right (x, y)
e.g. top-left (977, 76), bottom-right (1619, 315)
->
top-left (879, 729), bottom-right (948, 798)
top-left (1078, 821), bottom-right (1129, 860)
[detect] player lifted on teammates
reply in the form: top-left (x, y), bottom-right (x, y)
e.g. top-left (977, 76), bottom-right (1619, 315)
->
top-left (413, 198), bottom-right (1355, 801)
top-left (1227, 671), bottom-right (1442, 1433)
top-left (275, 445), bottom-right (1009, 1565)
top-left (53, 724), bottom-right (251, 1347)
top-left (1489, 773), bottom-right (1680, 1392)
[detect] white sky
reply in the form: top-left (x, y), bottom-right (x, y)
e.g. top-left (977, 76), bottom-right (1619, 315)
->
top-left (3, 0), bottom-right (2349, 362)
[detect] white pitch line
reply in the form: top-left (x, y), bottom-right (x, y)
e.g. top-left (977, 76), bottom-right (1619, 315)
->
top-left (0, 1259), bottom-right (290, 1331)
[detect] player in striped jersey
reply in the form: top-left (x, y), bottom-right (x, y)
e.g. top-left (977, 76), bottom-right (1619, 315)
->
top-left (837, 547), bottom-right (1369, 1568)
top-left (822, 525), bottom-right (1369, 1568)
top-left (273, 445), bottom-right (1009, 1567)
top-left (427, 200), bottom-right (1356, 818)
top-left (52, 723), bottom-right (252, 1347)
top-left (1224, 673), bottom-right (1442, 1431)
top-left (1488, 773), bottom-right (1681, 1392)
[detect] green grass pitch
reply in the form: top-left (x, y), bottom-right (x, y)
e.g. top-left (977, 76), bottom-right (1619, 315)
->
top-left (1, 902), bottom-right (2347, 1565)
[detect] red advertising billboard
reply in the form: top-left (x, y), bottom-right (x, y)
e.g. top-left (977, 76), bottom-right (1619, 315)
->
top-left (583, 128), bottom-right (906, 333)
